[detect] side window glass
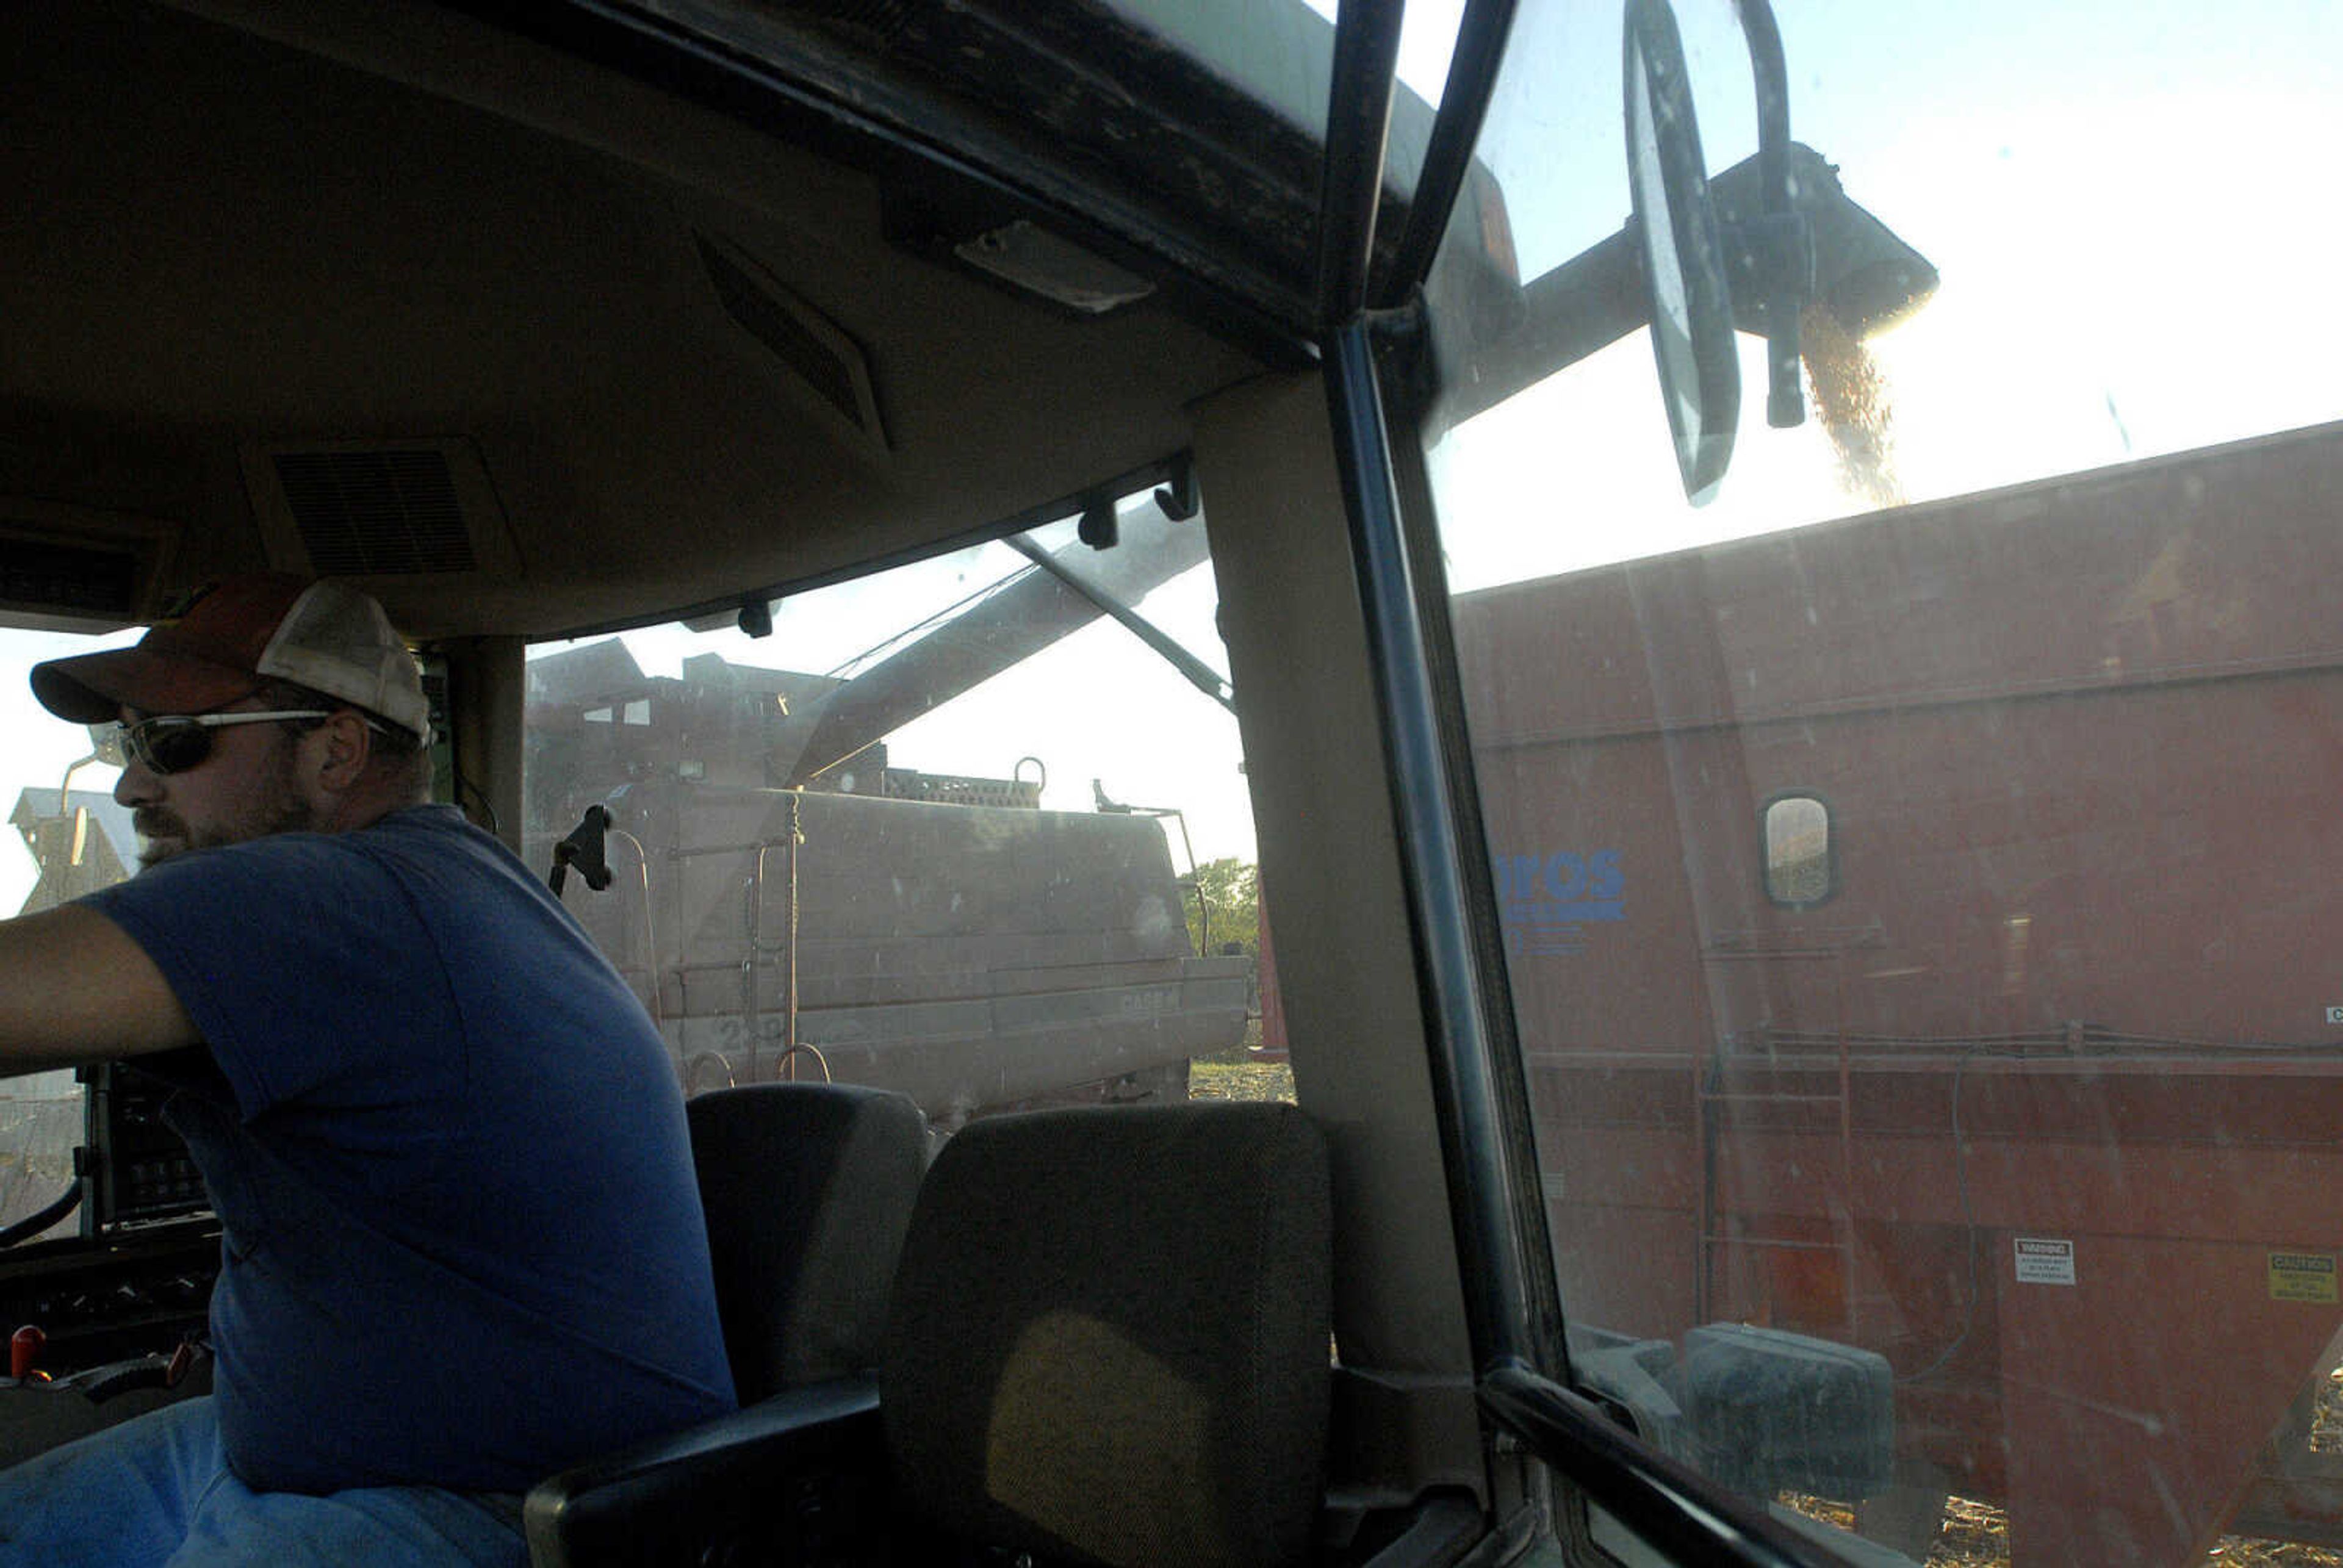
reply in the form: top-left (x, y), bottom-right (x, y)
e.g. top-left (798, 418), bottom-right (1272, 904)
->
top-left (1416, 1), bottom-right (2343, 1562)
top-left (523, 497), bottom-right (1287, 1123)
top-left (0, 624), bottom-right (140, 1245)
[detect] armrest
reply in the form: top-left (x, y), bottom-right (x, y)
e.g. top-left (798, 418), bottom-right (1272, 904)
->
top-left (524, 1374), bottom-right (885, 1568)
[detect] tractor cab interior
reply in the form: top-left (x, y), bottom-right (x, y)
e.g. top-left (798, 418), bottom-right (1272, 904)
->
top-left (0, 1), bottom-right (1500, 1561)
top-left (8, 3), bottom-right (2343, 1567)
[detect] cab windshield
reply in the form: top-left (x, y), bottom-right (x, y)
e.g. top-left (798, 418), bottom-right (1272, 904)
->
top-left (518, 501), bottom-right (1269, 1126)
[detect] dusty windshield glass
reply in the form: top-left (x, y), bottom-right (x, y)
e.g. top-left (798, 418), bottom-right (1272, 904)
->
top-left (524, 497), bottom-right (1278, 1126)
top-left (1422, 1), bottom-right (2343, 1564)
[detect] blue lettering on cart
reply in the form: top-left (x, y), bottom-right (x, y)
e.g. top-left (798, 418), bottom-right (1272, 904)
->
top-left (1493, 849), bottom-right (1625, 955)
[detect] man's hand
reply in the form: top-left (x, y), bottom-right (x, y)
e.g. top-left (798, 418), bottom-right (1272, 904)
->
top-left (0, 905), bottom-right (198, 1077)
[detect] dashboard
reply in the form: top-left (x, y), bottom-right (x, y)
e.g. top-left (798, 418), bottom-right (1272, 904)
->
top-left (2, 1065), bottom-right (214, 1379)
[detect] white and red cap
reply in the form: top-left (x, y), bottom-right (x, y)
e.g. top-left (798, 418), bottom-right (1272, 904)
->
top-left (31, 574), bottom-right (431, 740)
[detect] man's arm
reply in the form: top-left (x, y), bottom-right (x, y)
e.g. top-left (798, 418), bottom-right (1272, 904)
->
top-left (0, 905), bottom-right (200, 1076)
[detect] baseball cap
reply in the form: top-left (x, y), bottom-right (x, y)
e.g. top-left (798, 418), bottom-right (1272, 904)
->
top-left (30, 574), bottom-right (432, 741)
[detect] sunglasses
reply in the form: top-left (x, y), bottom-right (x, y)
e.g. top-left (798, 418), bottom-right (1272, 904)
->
top-left (91, 710), bottom-right (333, 775)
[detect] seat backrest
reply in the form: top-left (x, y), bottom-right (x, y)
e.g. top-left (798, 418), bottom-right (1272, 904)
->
top-left (878, 1101), bottom-right (1333, 1568)
top-left (687, 1081), bottom-right (929, 1403)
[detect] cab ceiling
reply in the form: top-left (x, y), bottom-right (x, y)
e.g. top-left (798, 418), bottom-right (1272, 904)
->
top-left (0, 0), bottom-right (1271, 639)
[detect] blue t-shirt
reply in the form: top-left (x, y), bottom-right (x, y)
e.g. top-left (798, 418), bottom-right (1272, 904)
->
top-left (83, 805), bottom-right (737, 1494)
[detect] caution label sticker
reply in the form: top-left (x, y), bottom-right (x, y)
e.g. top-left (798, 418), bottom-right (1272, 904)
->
top-left (2014, 1236), bottom-right (2076, 1286)
top-left (2269, 1252), bottom-right (2339, 1304)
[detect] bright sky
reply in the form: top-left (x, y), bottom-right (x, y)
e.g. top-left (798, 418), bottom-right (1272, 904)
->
top-left (1430, 0), bottom-right (2343, 586)
top-left (7, 0), bottom-right (2339, 906)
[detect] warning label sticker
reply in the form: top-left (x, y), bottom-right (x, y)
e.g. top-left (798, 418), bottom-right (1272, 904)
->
top-left (2014, 1236), bottom-right (2076, 1286)
top-left (2269, 1253), bottom-right (2340, 1304)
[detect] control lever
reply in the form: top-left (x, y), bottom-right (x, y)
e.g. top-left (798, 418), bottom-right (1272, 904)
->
top-left (549, 804), bottom-right (614, 896)
top-left (3, 1325), bottom-right (205, 1401)
top-left (71, 1340), bottom-right (200, 1403)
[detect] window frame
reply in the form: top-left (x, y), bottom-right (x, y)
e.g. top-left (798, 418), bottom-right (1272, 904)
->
top-left (1315, 1), bottom-right (1846, 1563)
top-left (1758, 789), bottom-right (1838, 911)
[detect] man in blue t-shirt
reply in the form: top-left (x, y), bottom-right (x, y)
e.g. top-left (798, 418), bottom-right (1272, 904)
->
top-left (0, 576), bottom-right (736, 1566)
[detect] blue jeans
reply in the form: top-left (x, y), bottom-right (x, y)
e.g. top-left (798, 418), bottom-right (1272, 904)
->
top-left (0, 1397), bottom-right (526, 1567)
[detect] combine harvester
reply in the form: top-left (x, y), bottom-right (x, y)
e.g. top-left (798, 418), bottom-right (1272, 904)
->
top-left (1453, 418), bottom-right (2343, 1564)
top-left (524, 502), bottom-right (1249, 1124)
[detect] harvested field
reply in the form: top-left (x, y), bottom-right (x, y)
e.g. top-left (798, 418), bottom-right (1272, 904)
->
top-left (1188, 1054), bottom-right (1294, 1104)
top-left (1780, 1491), bottom-right (2343, 1565)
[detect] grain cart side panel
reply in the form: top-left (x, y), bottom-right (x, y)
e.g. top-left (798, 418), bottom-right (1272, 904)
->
top-left (1454, 423), bottom-right (2343, 1563)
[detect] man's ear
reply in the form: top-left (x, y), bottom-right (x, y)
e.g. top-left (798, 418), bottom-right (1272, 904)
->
top-left (309, 709), bottom-right (375, 793)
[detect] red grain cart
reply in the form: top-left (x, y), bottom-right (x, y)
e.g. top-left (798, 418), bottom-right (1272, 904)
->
top-left (1453, 419), bottom-right (2343, 1565)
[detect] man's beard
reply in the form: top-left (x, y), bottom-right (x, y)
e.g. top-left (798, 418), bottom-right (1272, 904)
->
top-left (135, 743), bottom-right (319, 869)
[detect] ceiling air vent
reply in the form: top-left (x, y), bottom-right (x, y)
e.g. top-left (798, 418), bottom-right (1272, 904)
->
top-left (243, 439), bottom-right (518, 580)
top-left (274, 449), bottom-right (469, 575)
top-left (696, 232), bottom-right (888, 458)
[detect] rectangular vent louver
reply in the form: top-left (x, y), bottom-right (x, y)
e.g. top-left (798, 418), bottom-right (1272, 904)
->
top-left (271, 450), bottom-right (477, 576)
